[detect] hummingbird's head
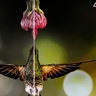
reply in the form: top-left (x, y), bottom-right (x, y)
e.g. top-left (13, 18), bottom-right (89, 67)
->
top-left (29, 46), bottom-right (39, 56)
top-left (28, 46), bottom-right (39, 64)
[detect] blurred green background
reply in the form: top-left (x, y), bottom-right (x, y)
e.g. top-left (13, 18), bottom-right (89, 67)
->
top-left (0, 0), bottom-right (96, 96)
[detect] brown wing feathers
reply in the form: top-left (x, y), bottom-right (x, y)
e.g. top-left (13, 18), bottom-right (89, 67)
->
top-left (42, 59), bottom-right (96, 81)
top-left (0, 60), bottom-right (96, 81)
top-left (0, 64), bottom-right (24, 80)
top-left (42, 60), bottom-right (96, 80)
top-left (42, 63), bottom-right (81, 81)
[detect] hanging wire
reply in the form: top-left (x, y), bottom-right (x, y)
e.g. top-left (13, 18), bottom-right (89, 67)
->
top-left (32, 0), bottom-right (36, 95)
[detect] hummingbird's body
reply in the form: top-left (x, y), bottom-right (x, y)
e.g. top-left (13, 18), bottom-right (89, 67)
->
top-left (0, 47), bottom-right (96, 96)
top-left (25, 48), bottom-right (43, 96)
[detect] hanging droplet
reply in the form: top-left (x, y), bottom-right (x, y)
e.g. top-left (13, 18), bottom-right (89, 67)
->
top-left (93, 2), bottom-right (96, 7)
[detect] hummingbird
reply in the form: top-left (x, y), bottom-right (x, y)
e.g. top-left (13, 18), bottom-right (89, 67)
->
top-left (0, 47), bottom-right (96, 96)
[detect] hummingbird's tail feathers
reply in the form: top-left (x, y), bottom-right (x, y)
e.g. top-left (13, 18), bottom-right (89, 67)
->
top-left (0, 64), bottom-right (25, 81)
top-left (27, 94), bottom-right (31, 96)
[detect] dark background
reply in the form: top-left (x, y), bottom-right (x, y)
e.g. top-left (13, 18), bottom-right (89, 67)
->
top-left (0, 0), bottom-right (96, 96)
top-left (0, 0), bottom-right (96, 62)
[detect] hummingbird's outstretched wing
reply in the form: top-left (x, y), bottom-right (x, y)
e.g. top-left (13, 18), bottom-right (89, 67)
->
top-left (41, 60), bottom-right (96, 81)
top-left (41, 63), bottom-right (80, 81)
top-left (0, 64), bottom-right (25, 80)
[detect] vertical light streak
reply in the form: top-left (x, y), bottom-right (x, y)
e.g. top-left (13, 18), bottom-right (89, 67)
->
top-left (32, 0), bottom-right (36, 95)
